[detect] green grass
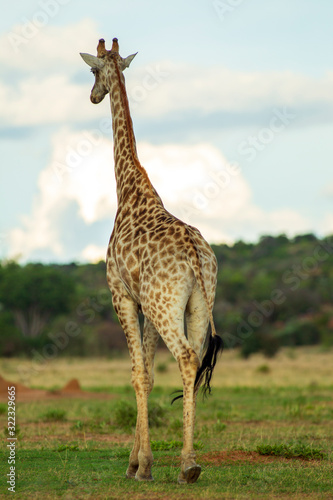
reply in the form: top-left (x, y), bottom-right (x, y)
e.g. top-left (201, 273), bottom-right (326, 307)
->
top-left (0, 385), bottom-right (332, 498)
top-left (42, 409), bottom-right (67, 422)
top-left (257, 442), bottom-right (327, 460)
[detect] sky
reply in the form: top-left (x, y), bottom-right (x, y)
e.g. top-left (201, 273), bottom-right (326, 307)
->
top-left (0, 0), bottom-right (332, 263)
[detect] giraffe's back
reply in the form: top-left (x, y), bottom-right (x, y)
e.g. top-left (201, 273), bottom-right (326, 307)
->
top-left (107, 204), bottom-right (217, 316)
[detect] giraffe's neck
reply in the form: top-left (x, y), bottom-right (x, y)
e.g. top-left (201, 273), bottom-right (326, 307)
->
top-left (109, 63), bottom-right (156, 206)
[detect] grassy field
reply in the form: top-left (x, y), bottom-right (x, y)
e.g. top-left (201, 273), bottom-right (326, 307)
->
top-left (0, 347), bottom-right (333, 499)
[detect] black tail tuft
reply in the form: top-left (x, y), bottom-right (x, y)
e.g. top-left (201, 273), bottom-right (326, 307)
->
top-left (194, 334), bottom-right (224, 398)
top-left (171, 389), bottom-right (183, 405)
top-left (171, 334), bottom-right (223, 404)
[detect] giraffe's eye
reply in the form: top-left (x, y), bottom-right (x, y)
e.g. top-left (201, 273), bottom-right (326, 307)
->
top-left (91, 68), bottom-right (97, 75)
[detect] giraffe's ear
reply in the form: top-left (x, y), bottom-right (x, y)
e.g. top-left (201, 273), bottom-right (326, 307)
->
top-left (120, 52), bottom-right (138, 71)
top-left (80, 53), bottom-right (105, 70)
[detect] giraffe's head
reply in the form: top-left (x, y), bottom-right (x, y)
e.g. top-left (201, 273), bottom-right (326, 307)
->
top-left (80, 38), bottom-right (137, 104)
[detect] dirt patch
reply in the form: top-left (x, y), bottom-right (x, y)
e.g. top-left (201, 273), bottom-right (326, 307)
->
top-left (0, 373), bottom-right (32, 393)
top-left (61, 378), bottom-right (81, 392)
top-left (0, 373), bottom-right (115, 402)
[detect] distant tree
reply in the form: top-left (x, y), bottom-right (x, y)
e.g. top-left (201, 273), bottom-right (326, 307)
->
top-left (0, 312), bottom-right (23, 356)
top-left (240, 329), bottom-right (280, 359)
top-left (217, 267), bottom-right (247, 303)
top-left (275, 319), bottom-right (321, 346)
top-left (293, 233), bottom-right (318, 243)
top-left (0, 262), bottom-right (76, 338)
top-left (0, 232), bottom-right (331, 358)
top-left (252, 235), bottom-right (280, 259)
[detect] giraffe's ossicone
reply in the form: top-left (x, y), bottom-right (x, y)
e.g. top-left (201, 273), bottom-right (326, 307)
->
top-left (80, 37), bottom-right (223, 484)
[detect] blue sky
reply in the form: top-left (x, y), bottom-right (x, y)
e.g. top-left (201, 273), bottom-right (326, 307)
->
top-left (1, 0), bottom-right (332, 263)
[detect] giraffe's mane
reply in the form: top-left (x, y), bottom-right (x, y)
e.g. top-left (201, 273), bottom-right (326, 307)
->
top-left (113, 57), bottom-right (154, 193)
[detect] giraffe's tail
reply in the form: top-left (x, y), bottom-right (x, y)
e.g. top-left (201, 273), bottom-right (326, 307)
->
top-left (194, 332), bottom-right (224, 397)
top-left (170, 224), bottom-right (223, 405)
top-left (170, 331), bottom-right (223, 404)
top-left (184, 227), bottom-right (223, 397)
top-left (184, 227), bottom-right (218, 337)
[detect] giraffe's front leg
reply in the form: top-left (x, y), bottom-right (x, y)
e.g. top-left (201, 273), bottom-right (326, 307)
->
top-left (131, 376), bottom-right (154, 481)
top-left (126, 417), bottom-right (140, 478)
top-left (126, 379), bottom-right (153, 481)
top-left (128, 318), bottom-right (159, 480)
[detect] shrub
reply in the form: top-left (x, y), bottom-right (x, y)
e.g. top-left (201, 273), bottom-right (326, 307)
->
top-left (256, 364), bottom-right (271, 374)
top-left (113, 399), bottom-right (167, 431)
top-left (113, 400), bottom-right (136, 430)
top-left (148, 401), bottom-right (167, 427)
top-left (156, 362), bottom-right (168, 373)
top-left (275, 319), bottom-right (321, 346)
top-left (257, 442), bottom-right (326, 460)
top-left (42, 409), bottom-right (67, 422)
top-left (240, 331), bottom-right (279, 359)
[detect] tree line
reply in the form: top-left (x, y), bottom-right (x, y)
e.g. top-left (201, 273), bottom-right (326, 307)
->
top-left (0, 233), bottom-right (332, 359)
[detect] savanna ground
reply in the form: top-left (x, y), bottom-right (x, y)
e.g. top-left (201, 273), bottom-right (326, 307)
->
top-left (0, 347), bottom-right (333, 499)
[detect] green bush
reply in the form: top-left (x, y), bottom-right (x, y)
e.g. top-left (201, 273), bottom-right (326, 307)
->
top-left (156, 362), bottom-right (168, 373)
top-left (0, 233), bottom-right (331, 357)
top-left (257, 442), bottom-right (326, 460)
top-left (256, 364), bottom-right (271, 374)
top-left (113, 400), bottom-right (137, 430)
top-left (275, 319), bottom-right (321, 346)
top-left (240, 331), bottom-right (279, 359)
top-left (42, 409), bottom-right (67, 422)
top-left (148, 401), bottom-right (167, 427)
top-left (113, 399), bottom-right (168, 431)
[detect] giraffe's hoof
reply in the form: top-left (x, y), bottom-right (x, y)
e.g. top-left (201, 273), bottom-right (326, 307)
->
top-left (178, 464), bottom-right (201, 484)
top-left (135, 472), bottom-right (154, 481)
top-left (126, 465), bottom-right (138, 479)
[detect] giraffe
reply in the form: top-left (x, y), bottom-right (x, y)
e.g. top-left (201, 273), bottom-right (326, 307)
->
top-left (80, 38), bottom-right (223, 484)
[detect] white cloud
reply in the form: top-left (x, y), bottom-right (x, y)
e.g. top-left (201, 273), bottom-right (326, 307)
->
top-left (1, 15), bottom-right (333, 129)
top-left (128, 63), bottom-right (333, 119)
top-left (0, 18), bottom-right (106, 126)
top-left (48, 128), bottom-right (116, 223)
top-left (139, 141), bottom-right (251, 220)
top-left (81, 244), bottom-right (106, 263)
top-left (318, 213), bottom-right (333, 237)
top-left (0, 75), bottom-right (97, 126)
top-left (140, 142), bottom-right (312, 243)
top-left (8, 127), bottom-right (116, 260)
top-left (7, 132), bottom-right (312, 262)
top-left (1, 18), bottom-right (99, 72)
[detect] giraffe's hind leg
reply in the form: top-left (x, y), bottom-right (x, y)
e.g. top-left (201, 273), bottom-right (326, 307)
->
top-left (172, 338), bottom-right (201, 484)
top-left (172, 286), bottom-right (211, 484)
top-left (127, 318), bottom-right (159, 480)
top-left (185, 283), bottom-right (210, 364)
top-left (145, 300), bottom-right (201, 483)
top-left (141, 265), bottom-right (212, 484)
